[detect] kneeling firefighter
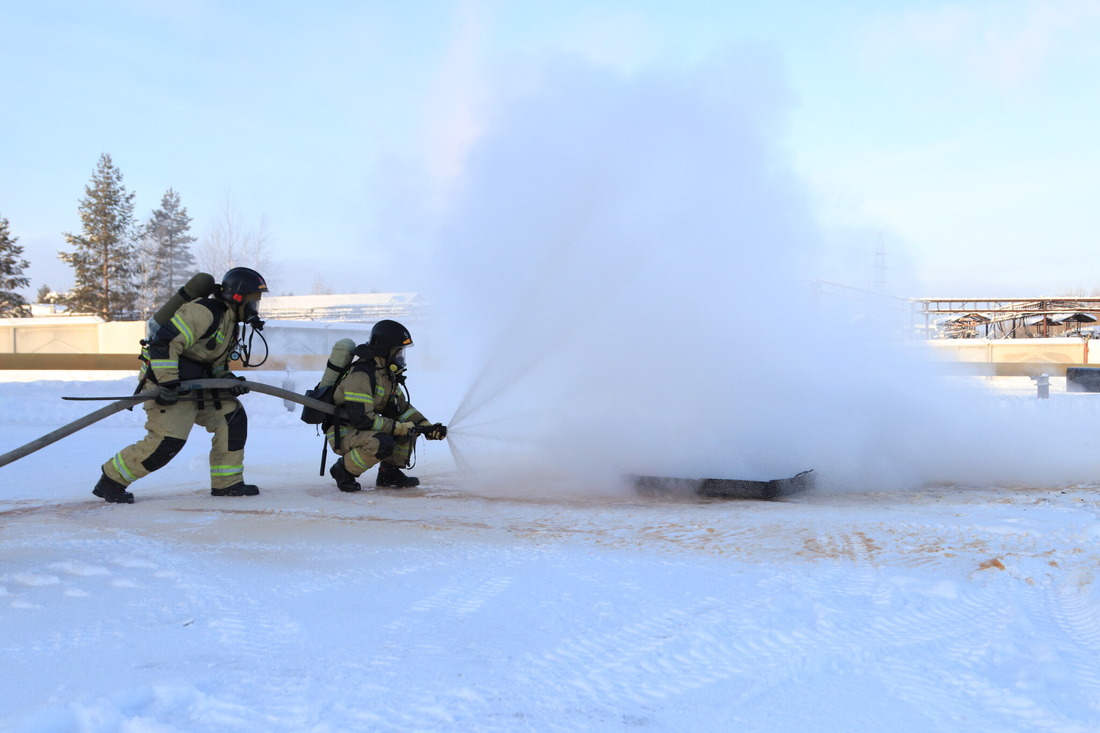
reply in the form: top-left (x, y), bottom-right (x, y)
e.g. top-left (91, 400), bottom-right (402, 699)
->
top-left (93, 267), bottom-right (269, 504)
top-left (326, 319), bottom-right (447, 491)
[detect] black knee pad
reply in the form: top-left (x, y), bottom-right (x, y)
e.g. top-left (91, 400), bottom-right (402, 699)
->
top-left (374, 434), bottom-right (395, 460)
top-left (226, 407), bottom-right (248, 452)
top-left (142, 436), bottom-right (186, 472)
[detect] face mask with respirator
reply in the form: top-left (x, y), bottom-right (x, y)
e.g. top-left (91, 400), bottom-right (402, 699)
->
top-left (240, 299), bottom-right (265, 330)
top-left (229, 294), bottom-right (268, 367)
top-left (389, 347), bottom-right (407, 375)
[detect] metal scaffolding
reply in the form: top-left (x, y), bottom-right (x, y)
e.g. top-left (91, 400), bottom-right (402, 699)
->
top-left (912, 298), bottom-right (1100, 339)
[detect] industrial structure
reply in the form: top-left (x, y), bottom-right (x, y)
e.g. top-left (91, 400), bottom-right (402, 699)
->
top-left (257, 293), bottom-right (422, 323)
top-left (913, 298), bottom-right (1100, 340)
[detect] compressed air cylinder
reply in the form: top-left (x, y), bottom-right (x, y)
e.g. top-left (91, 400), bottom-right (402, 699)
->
top-left (319, 339), bottom-right (356, 387)
top-left (151, 272), bottom-right (217, 329)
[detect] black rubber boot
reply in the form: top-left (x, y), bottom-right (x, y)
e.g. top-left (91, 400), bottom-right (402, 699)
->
top-left (211, 482), bottom-right (260, 497)
top-left (330, 460), bottom-right (362, 492)
top-left (376, 462), bottom-right (419, 488)
top-left (93, 473), bottom-right (134, 504)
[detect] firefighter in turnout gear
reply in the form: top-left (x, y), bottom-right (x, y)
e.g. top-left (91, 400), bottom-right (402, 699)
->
top-left (327, 320), bottom-right (447, 492)
top-left (92, 267), bottom-right (269, 504)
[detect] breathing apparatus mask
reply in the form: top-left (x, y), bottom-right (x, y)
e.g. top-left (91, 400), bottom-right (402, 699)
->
top-left (228, 292), bottom-right (268, 367)
top-left (389, 346), bottom-right (408, 376)
top-left (239, 296), bottom-right (265, 330)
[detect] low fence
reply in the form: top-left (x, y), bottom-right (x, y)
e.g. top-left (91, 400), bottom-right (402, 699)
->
top-left (926, 337), bottom-right (1094, 376)
top-left (0, 354), bottom-right (140, 370)
top-left (0, 319), bottom-right (145, 356)
top-left (0, 320), bottom-right (417, 372)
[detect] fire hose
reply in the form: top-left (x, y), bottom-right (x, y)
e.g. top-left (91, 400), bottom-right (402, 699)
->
top-left (0, 379), bottom-right (343, 469)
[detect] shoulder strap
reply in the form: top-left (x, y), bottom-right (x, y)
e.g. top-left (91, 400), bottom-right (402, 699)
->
top-left (347, 359), bottom-right (376, 391)
top-left (323, 359), bottom-right (364, 456)
top-left (194, 298), bottom-right (229, 340)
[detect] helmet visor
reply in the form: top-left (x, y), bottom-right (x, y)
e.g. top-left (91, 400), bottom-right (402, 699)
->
top-left (241, 295), bottom-right (264, 328)
top-left (391, 345), bottom-right (410, 369)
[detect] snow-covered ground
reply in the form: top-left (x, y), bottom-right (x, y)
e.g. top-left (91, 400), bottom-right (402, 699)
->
top-left (2, 372), bottom-right (1100, 732)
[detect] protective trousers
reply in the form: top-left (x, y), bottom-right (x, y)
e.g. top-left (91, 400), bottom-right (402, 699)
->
top-left (102, 395), bottom-right (248, 490)
top-left (327, 427), bottom-right (413, 477)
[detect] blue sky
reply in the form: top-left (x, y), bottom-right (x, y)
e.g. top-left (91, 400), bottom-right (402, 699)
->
top-left (2, 0), bottom-right (1098, 298)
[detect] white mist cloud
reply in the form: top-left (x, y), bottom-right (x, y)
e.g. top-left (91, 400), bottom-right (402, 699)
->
top-left (414, 49), bottom-right (1100, 497)
top-left (425, 52), bottom-right (820, 489)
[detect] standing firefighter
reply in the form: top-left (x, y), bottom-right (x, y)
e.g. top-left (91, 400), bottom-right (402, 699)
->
top-left (92, 267), bottom-right (269, 504)
top-left (327, 319), bottom-right (447, 491)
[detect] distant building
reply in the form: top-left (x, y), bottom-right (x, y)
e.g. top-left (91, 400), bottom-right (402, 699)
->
top-left (259, 293), bottom-right (422, 322)
top-left (29, 303), bottom-right (74, 317)
top-left (915, 298), bottom-right (1100, 339)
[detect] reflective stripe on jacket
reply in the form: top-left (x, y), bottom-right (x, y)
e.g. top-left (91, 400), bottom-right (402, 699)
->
top-left (143, 300), bottom-right (236, 384)
top-left (333, 355), bottom-right (430, 433)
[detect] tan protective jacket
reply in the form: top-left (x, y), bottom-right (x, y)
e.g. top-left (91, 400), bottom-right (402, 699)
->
top-left (141, 299), bottom-right (238, 385)
top-left (334, 355), bottom-right (431, 433)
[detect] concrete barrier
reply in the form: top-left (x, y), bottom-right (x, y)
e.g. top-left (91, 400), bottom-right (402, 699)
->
top-left (0, 320), bottom-right (381, 371)
top-left (0, 319), bottom-right (145, 355)
top-left (927, 337), bottom-right (1093, 366)
top-left (0, 353), bottom-right (141, 370)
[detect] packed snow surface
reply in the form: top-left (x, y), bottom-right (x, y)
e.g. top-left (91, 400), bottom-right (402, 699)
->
top-left (2, 373), bottom-right (1100, 732)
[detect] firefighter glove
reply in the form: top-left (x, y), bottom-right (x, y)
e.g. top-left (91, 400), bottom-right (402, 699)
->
top-left (393, 421), bottom-right (417, 436)
top-left (155, 382), bottom-right (180, 406)
top-left (228, 375), bottom-right (249, 396)
top-left (425, 423), bottom-right (448, 440)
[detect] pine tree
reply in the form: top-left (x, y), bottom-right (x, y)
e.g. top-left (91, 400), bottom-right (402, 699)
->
top-left (58, 153), bottom-right (139, 321)
top-left (0, 214), bottom-right (32, 317)
top-left (136, 188), bottom-right (197, 317)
